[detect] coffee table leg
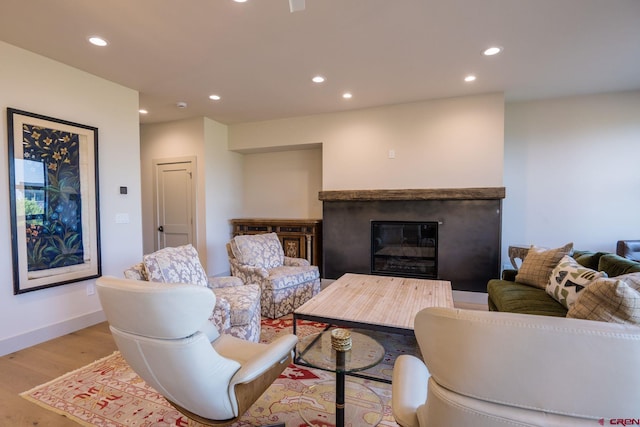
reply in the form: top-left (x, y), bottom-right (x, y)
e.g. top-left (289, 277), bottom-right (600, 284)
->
top-left (293, 313), bottom-right (298, 336)
top-left (336, 351), bottom-right (346, 427)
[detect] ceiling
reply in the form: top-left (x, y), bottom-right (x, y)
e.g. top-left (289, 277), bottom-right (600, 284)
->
top-left (1, 0), bottom-right (639, 125)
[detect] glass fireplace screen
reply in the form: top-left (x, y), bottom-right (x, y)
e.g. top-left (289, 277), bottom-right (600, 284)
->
top-left (371, 221), bottom-right (438, 279)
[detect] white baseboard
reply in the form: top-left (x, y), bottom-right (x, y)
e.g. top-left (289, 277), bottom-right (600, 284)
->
top-left (0, 310), bottom-right (107, 357)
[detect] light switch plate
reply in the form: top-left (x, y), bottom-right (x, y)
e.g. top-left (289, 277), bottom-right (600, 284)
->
top-left (115, 213), bottom-right (130, 224)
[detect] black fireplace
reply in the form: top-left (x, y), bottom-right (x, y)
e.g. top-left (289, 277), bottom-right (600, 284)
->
top-left (321, 188), bottom-right (505, 293)
top-left (371, 221), bottom-right (438, 279)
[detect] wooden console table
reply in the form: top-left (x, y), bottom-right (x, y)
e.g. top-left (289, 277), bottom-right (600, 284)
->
top-left (230, 218), bottom-right (322, 274)
top-left (508, 245), bottom-right (530, 269)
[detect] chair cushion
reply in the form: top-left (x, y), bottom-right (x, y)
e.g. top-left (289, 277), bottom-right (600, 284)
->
top-left (265, 265), bottom-right (320, 291)
top-left (143, 244), bottom-right (208, 287)
top-left (212, 284), bottom-right (261, 326)
top-left (572, 251), bottom-right (608, 271)
top-left (231, 233), bottom-right (284, 269)
top-left (598, 254), bottom-right (640, 277)
top-left (487, 279), bottom-right (567, 317)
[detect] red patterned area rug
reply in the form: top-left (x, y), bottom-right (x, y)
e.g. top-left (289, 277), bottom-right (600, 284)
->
top-left (21, 316), bottom-right (415, 426)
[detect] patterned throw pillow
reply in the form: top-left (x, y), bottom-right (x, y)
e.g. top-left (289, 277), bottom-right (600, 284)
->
top-left (546, 255), bottom-right (606, 308)
top-left (143, 244), bottom-right (209, 287)
top-left (123, 262), bottom-right (148, 281)
top-left (567, 273), bottom-right (640, 325)
top-left (515, 242), bottom-right (574, 289)
top-left (232, 233), bottom-right (284, 269)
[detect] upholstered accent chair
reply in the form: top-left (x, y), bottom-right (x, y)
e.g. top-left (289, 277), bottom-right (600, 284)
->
top-left (392, 307), bottom-right (640, 427)
top-left (96, 276), bottom-right (297, 426)
top-left (124, 244), bottom-right (261, 342)
top-left (227, 232), bottom-right (321, 319)
top-left (617, 239), bottom-right (640, 262)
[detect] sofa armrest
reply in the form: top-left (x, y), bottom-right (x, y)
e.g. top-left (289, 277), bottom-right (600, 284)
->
top-left (283, 256), bottom-right (310, 267)
top-left (501, 269), bottom-right (518, 281)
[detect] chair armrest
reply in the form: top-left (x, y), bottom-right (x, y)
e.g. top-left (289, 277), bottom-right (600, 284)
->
top-left (208, 276), bottom-right (244, 289)
top-left (392, 355), bottom-right (429, 427)
top-left (229, 258), bottom-right (269, 279)
top-left (230, 334), bottom-right (298, 385)
top-left (284, 257), bottom-right (310, 267)
top-left (501, 269), bottom-right (518, 281)
top-left (199, 319), bottom-right (221, 342)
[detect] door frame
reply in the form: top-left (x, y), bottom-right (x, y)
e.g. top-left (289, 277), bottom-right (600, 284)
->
top-left (152, 156), bottom-right (198, 251)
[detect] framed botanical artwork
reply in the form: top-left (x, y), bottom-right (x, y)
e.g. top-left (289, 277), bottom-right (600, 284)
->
top-left (7, 108), bottom-right (101, 294)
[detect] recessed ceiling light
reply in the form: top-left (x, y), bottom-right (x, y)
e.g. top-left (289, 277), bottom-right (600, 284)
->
top-left (138, 109), bottom-right (148, 114)
top-left (464, 75), bottom-right (477, 82)
top-left (209, 94), bottom-right (221, 101)
top-left (342, 92), bottom-right (353, 99)
top-left (233, 0), bottom-right (248, 3)
top-left (483, 46), bottom-right (503, 56)
top-left (312, 75), bottom-right (326, 84)
top-left (88, 36), bottom-right (108, 47)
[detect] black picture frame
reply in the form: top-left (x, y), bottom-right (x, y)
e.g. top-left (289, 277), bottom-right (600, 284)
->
top-left (7, 108), bottom-right (101, 294)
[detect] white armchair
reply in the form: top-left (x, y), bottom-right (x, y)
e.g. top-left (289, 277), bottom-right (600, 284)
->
top-left (227, 232), bottom-right (321, 318)
top-left (96, 276), bottom-right (297, 426)
top-left (393, 307), bottom-right (640, 426)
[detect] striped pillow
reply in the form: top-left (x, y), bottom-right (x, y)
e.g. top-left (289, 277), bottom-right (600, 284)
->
top-left (567, 273), bottom-right (640, 324)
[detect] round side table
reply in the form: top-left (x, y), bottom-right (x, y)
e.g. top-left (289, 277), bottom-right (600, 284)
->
top-left (297, 330), bottom-right (385, 427)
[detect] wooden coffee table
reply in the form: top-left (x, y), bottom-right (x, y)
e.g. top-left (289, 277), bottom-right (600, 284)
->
top-left (293, 273), bottom-right (454, 336)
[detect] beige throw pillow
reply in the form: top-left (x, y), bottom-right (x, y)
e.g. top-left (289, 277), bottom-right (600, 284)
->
top-left (515, 242), bottom-right (573, 289)
top-left (567, 273), bottom-right (640, 325)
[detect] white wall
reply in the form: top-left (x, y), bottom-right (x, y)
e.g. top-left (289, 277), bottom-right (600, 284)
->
top-left (140, 118), bottom-right (207, 265)
top-left (203, 118), bottom-right (244, 276)
top-left (242, 147), bottom-right (322, 218)
top-left (140, 117), bottom-right (244, 276)
top-left (0, 41), bottom-right (142, 355)
top-left (503, 90), bottom-right (640, 262)
top-left (229, 93), bottom-right (505, 190)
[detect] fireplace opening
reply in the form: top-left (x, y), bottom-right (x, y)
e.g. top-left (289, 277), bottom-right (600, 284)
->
top-left (371, 220), bottom-right (438, 279)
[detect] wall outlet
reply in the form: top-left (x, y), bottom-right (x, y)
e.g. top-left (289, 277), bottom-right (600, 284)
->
top-left (388, 149), bottom-right (396, 159)
top-left (86, 283), bottom-right (95, 296)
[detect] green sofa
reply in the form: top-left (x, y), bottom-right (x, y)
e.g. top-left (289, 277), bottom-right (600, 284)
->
top-left (487, 251), bottom-right (640, 317)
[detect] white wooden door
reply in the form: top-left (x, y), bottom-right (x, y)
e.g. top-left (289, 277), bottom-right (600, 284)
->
top-left (154, 160), bottom-right (195, 250)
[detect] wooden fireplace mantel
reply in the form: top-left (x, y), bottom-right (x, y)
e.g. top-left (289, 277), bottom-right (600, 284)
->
top-left (318, 187), bottom-right (506, 201)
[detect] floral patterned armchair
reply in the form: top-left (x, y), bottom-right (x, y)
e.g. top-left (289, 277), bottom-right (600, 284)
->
top-left (227, 232), bottom-right (321, 319)
top-left (123, 244), bottom-right (261, 342)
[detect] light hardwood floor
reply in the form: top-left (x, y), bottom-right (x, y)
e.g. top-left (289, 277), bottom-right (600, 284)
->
top-left (454, 301), bottom-right (489, 311)
top-left (0, 299), bottom-right (486, 426)
top-left (0, 322), bottom-right (117, 426)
